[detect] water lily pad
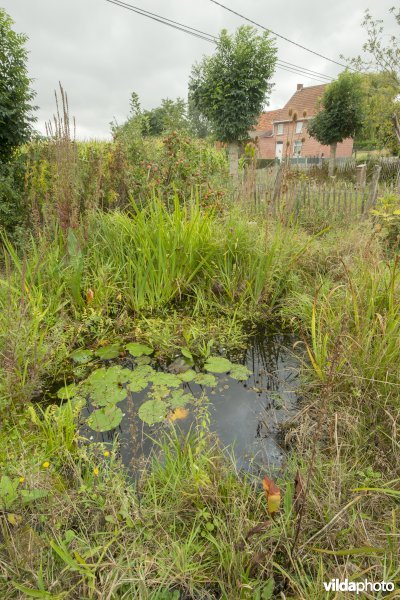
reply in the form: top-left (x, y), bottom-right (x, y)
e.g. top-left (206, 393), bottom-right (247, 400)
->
top-left (151, 384), bottom-right (171, 400)
top-left (57, 383), bottom-right (78, 400)
top-left (151, 372), bottom-right (181, 388)
top-left (194, 373), bottom-right (217, 387)
top-left (125, 342), bottom-right (153, 357)
top-left (85, 366), bottom-right (131, 387)
top-left (91, 385), bottom-right (127, 407)
top-left (70, 348), bottom-right (93, 364)
top-left (229, 364), bottom-right (252, 381)
top-left (169, 389), bottom-right (194, 408)
top-left (178, 369), bottom-right (197, 382)
top-left (138, 400), bottom-right (168, 425)
top-left (204, 356), bottom-right (233, 373)
top-left (168, 407), bottom-right (189, 422)
top-left (135, 355), bottom-right (152, 365)
top-left (95, 344), bottom-right (121, 360)
top-left (88, 405), bottom-right (124, 432)
top-left (126, 365), bottom-right (154, 393)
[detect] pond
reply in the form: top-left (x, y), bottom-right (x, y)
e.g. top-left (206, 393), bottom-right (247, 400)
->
top-left (66, 328), bottom-right (301, 473)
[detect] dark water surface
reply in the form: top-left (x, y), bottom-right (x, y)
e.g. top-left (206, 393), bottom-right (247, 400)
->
top-left (79, 329), bottom-right (301, 473)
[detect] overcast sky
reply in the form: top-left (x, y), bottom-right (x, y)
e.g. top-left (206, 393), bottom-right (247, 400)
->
top-left (2, 0), bottom-right (397, 138)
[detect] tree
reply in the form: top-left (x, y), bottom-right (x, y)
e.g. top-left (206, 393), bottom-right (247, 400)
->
top-left (342, 7), bottom-right (400, 155)
top-left (308, 72), bottom-right (365, 175)
top-left (0, 9), bottom-right (36, 163)
top-left (189, 26), bottom-right (277, 176)
top-left (358, 72), bottom-right (400, 155)
top-left (143, 98), bottom-right (188, 136)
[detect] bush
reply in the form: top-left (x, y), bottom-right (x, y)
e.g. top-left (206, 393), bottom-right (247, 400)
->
top-left (370, 193), bottom-right (400, 252)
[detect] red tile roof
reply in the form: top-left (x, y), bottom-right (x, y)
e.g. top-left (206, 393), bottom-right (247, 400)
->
top-left (281, 83), bottom-right (326, 120)
top-left (255, 84), bottom-right (327, 133)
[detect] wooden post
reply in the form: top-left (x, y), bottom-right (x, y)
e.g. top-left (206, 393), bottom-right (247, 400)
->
top-left (356, 164), bottom-right (367, 189)
top-left (367, 164), bottom-right (382, 212)
top-left (272, 162), bottom-right (284, 205)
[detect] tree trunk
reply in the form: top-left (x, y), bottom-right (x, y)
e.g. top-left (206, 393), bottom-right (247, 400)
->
top-left (329, 143), bottom-right (337, 177)
top-left (228, 141), bottom-right (239, 178)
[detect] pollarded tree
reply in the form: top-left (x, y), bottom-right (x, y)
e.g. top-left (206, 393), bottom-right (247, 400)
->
top-left (308, 71), bottom-right (366, 175)
top-left (189, 26), bottom-right (277, 176)
top-left (0, 9), bottom-right (36, 163)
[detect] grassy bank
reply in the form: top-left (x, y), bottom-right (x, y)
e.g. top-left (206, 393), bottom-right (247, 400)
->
top-left (1, 155), bottom-right (400, 597)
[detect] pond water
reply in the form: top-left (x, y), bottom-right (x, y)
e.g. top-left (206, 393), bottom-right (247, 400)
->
top-left (77, 329), bottom-right (301, 473)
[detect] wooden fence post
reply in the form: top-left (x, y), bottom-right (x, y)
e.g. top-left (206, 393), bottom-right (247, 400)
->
top-left (272, 163), bottom-right (284, 205)
top-left (356, 164), bottom-right (367, 189)
top-left (366, 164), bottom-right (382, 212)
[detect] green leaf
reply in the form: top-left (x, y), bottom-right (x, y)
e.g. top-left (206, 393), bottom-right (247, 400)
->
top-left (21, 489), bottom-right (49, 504)
top-left (194, 373), bottom-right (217, 387)
top-left (0, 475), bottom-right (19, 510)
top-left (204, 356), bottom-right (233, 373)
top-left (94, 344), bottom-right (121, 360)
top-left (70, 348), bottom-right (93, 364)
top-left (177, 369), bottom-right (197, 382)
top-left (125, 342), bottom-right (154, 357)
top-left (91, 385), bottom-right (127, 407)
top-left (57, 383), bottom-right (78, 400)
top-left (261, 577), bottom-right (275, 600)
top-left (150, 372), bottom-right (181, 388)
top-left (87, 406), bottom-right (124, 432)
top-left (169, 389), bottom-right (194, 408)
top-left (229, 364), bottom-right (252, 381)
top-left (138, 400), bottom-right (168, 425)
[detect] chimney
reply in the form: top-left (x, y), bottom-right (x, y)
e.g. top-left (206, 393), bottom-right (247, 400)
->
top-left (297, 83), bottom-right (304, 91)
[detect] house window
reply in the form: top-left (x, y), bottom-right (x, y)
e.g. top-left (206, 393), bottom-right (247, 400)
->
top-left (295, 121), bottom-right (303, 134)
top-left (293, 140), bottom-right (302, 157)
top-left (276, 123), bottom-right (284, 135)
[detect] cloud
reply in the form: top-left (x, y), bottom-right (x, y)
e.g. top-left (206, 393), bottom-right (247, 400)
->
top-left (2, 0), bottom-right (398, 138)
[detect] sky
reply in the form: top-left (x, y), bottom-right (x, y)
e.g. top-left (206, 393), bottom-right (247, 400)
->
top-left (2, 0), bottom-right (397, 139)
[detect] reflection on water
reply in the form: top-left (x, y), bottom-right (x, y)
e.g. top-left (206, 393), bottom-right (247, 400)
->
top-left (80, 329), bottom-right (301, 472)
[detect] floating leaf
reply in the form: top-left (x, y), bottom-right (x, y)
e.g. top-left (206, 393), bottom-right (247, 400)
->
top-left (229, 364), bottom-right (252, 381)
top-left (85, 366), bottom-right (131, 387)
top-left (169, 389), bottom-right (194, 408)
top-left (178, 369), bottom-right (197, 382)
top-left (87, 406), bottom-right (124, 432)
top-left (138, 399), bottom-right (168, 425)
top-left (204, 356), bottom-right (233, 373)
top-left (91, 385), bottom-right (127, 407)
top-left (125, 342), bottom-right (153, 357)
top-left (194, 373), bottom-right (217, 387)
top-left (57, 383), bottom-right (78, 400)
top-left (151, 372), bottom-right (181, 388)
top-left (135, 355), bottom-right (152, 365)
top-left (95, 344), bottom-right (121, 360)
top-left (126, 365), bottom-right (154, 392)
top-left (70, 348), bottom-right (93, 364)
top-left (168, 407), bottom-right (189, 422)
top-left (262, 476), bottom-right (281, 515)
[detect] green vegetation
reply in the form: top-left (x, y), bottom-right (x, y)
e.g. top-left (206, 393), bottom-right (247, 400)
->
top-left (1, 11), bottom-right (400, 600)
top-left (308, 71), bottom-right (366, 174)
top-left (0, 9), bottom-right (36, 163)
top-left (189, 26), bottom-right (277, 176)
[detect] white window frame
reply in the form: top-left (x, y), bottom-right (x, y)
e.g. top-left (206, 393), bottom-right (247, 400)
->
top-left (276, 123), bottom-right (284, 135)
top-left (293, 140), bottom-right (302, 157)
top-left (295, 121), bottom-right (303, 134)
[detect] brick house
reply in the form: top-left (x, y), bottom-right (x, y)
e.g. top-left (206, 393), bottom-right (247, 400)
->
top-left (252, 83), bottom-right (353, 161)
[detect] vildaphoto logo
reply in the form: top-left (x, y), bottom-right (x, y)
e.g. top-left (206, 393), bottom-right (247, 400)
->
top-left (323, 579), bottom-right (395, 594)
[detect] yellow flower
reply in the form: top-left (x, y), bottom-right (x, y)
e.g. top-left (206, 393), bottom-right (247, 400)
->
top-left (103, 451), bottom-right (110, 458)
top-left (19, 476), bottom-right (25, 483)
top-left (93, 467), bottom-right (99, 476)
top-left (42, 461), bottom-right (50, 469)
